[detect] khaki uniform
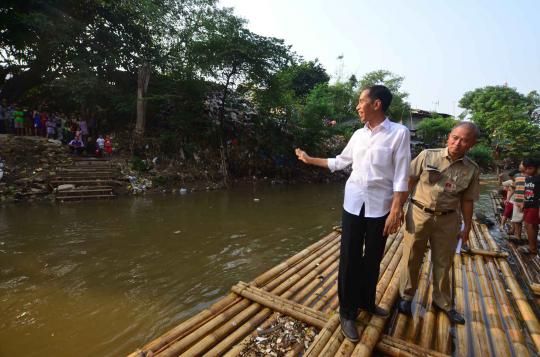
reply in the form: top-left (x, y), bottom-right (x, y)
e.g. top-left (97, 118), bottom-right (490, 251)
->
top-left (399, 147), bottom-right (480, 311)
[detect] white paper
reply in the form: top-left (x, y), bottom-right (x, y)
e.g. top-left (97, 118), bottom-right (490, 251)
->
top-left (455, 222), bottom-right (465, 254)
top-left (455, 238), bottom-right (462, 254)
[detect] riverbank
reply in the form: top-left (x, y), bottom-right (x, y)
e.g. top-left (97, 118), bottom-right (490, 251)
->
top-left (0, 134), bottom-right (348, 204)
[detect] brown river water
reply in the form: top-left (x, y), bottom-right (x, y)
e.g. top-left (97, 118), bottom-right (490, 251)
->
top-left (0, 179), bottom-right (498, 357)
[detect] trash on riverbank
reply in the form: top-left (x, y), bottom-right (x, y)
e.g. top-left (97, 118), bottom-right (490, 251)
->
top-left (127, 175), bottom-right (153, 194)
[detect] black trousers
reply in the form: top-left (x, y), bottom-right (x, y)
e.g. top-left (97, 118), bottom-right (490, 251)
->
top-left (338, 206), bottom-right (389, 319)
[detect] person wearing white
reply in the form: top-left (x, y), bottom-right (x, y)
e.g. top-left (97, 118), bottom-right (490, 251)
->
top-left (295, 85), bottom-right (410, 342)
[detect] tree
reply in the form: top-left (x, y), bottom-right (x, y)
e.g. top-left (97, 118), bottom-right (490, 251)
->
top-left (358, 70), bottom-right (411, 123)
top-left (293, 81), bottom-right (357, 152)
top-left (459, 85), bottom-right (540, 159)
top-left (277, 60), bottom-right (330, 99)
top-left (0, 0), bottom-right (219, 133)
top-left (415, 116), bottom-right (457, 147)
top-left (189, 8), bottom-right (291, 185)
top-left (253, 59), bottom-right (330, 130)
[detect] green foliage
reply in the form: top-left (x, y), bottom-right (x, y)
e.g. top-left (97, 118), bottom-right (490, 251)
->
top-left (152, 175), bottom-right (170, 187)
top-left (277, 60), bottom-right (330, 99)
top-left (415, 116), bottom-right (457, 147)
top-left (459, 85), bottom-right (540, 160)
top-left (190, 8), bottom-right (291, 91)
top-left (467, 144), bottom-right (493, 169)
top-left (131, 156), bottom-right (150, 172)
top-left (358, 70), bottom-right (411, 122)
top-left (292, 81), bottom-right (358, 151)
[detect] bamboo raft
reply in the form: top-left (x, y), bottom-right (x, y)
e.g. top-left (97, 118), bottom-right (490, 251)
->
top-left (129, 218), bottom-right (540, 356)
top-left (490, 191), bottom-right (540, 307)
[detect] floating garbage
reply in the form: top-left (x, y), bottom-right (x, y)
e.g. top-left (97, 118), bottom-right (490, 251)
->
top-left (253, 198), bottom-right (260, 202)
top-left (179, 188), bottom-right (188, 195)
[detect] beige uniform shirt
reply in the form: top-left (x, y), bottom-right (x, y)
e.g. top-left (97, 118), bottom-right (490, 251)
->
top-left (410, 148), bottom-right (480, 211)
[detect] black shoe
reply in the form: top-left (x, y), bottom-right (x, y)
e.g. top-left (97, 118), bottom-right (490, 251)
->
top-left (433, 305), bottom-right (465, 325)
top-left (398, 299), bottom-right (412, 316)
top-left (447, 309), bottom-right (465, 324)
top-left (364, 305), bottom-right (389, 317)
top-left (340, 316), bottom-right (359, 342)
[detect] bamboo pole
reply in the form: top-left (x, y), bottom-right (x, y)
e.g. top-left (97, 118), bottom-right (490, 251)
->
top-left (207, 249), bottom-right (341, 356)
top-left (127, 293), bottom-right (241, 356)
top-left (508, 244), bottom-right (535, 286)
top-left (317, 321), bottom-right (346, 355)
top-left (453, 254), bottom-right (469, 356)
top-left (485, 260), bottom-right (530, 356)
top-left (404, 253), bottom-right (432, 343)
top-left (154, 230), bottom-right (407, 357)
top-left (228, 231), bottom-right (403, 357)
top-left (157, 239), bottom-right (340, 356)
top-left (463, 254), bottom-right (491, 357)
top-left (303, 315), bottom-right (340, 356)
top-left (252, 231), bottom-right (339, 288)
top-left (418, 283), bottom-right (436, 349)
top-left (314, 233), bottom-right (404, 357)
top-left (388, 313), bottom-right (408, 340)
top-left (472, 255), bottom-right (511, 357)
top-left (479, 223), bottom-right (499, 252)
top-left (498, 258), bottom-right (540, 351)
top-left (260, 233), bottom-right (340, 291)
top-left (230, 282), bottom-right (328, 328)
top-left (153, 298), bottom-right (255, 357)
top-left (289, 257), bottom-right (338, 307)
top-left (302, 268), bottom-right (338, 308)
top-left (216, 243), bottom-right (341, 356)
top-left (317, 232), bottom-right (402, 315)
top-left (530, 283), bottom-right (540, 296)
top-left (350, 254), bottom-right (404, 357)
top-left (468, 224), bottom-right (483, 251)
top-left (376, 335), bottom-right (451, 357)
top-left (465, 248), bottom-right (508, 258)
top-left (472, 221), bottom-right (489, 251)
top-left (434, 308), bottom-right (451, 354)
top-left (134, 232), bottom-right (339, 356)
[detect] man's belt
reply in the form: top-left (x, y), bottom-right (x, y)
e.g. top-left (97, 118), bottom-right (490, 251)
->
top-left (411, 199), bottom-right (454, 216)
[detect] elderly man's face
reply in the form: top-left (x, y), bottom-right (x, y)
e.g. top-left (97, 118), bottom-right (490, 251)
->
top-left (447, 126), bottom-right (476, 159)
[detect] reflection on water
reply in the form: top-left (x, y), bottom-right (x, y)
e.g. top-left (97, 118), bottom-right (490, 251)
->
top-left (0, 183), bottom-right (343, 357)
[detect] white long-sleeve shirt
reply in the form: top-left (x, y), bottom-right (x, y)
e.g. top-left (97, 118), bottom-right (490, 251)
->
top-left (327, 118), bottom-right (411, 217)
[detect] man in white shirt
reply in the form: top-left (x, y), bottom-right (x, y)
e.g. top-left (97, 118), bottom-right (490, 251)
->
top-left (295, 85), bottom-right (410, 342)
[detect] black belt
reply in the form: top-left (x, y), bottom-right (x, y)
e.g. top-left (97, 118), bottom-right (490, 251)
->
top-left (411, 199), bottom-right (454, 216)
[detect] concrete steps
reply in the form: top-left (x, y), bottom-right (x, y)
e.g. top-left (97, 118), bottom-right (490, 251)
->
top-left (51, 179), bottom-right (117, 186)
top-left (52, 158), bottom-right (123, 201)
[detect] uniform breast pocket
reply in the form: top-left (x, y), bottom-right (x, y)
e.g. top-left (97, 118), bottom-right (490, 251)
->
top-left (452, 172), bottom-right (474, 193)
top-left (371, 147), bottom-right (393, 167)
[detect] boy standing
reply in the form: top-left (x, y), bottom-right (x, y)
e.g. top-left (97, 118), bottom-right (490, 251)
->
top-left (517, 158), bottom-right (540, 254)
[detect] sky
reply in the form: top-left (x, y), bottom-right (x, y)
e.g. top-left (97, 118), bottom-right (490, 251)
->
top-left (218, 0), bottom-right (539, 115)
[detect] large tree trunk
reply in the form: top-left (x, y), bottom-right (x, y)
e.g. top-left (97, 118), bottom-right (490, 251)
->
top-left (134, 62), bottom-right (151, 143)
top-left (218, 68), bottom-right (236, 188)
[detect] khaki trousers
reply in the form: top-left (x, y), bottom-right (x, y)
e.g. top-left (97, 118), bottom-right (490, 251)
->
top-left (399, 204), bottom-right (460, 311)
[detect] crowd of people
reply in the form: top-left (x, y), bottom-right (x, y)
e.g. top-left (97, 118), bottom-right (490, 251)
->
top-left (499, 158), bottom-right (540, 255)
top-left (0, 102), bottom-right (114, 157)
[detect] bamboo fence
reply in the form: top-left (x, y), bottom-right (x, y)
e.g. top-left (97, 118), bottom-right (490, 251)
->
top-left (129, 217), bottom-right (540, 357)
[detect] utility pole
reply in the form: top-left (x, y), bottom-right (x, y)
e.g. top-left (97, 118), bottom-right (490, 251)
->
top-left (336, 54), bottom-right (344, 82)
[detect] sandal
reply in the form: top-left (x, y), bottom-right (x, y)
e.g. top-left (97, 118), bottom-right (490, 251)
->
top-left (518, 246), bottom-right (538, 254)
